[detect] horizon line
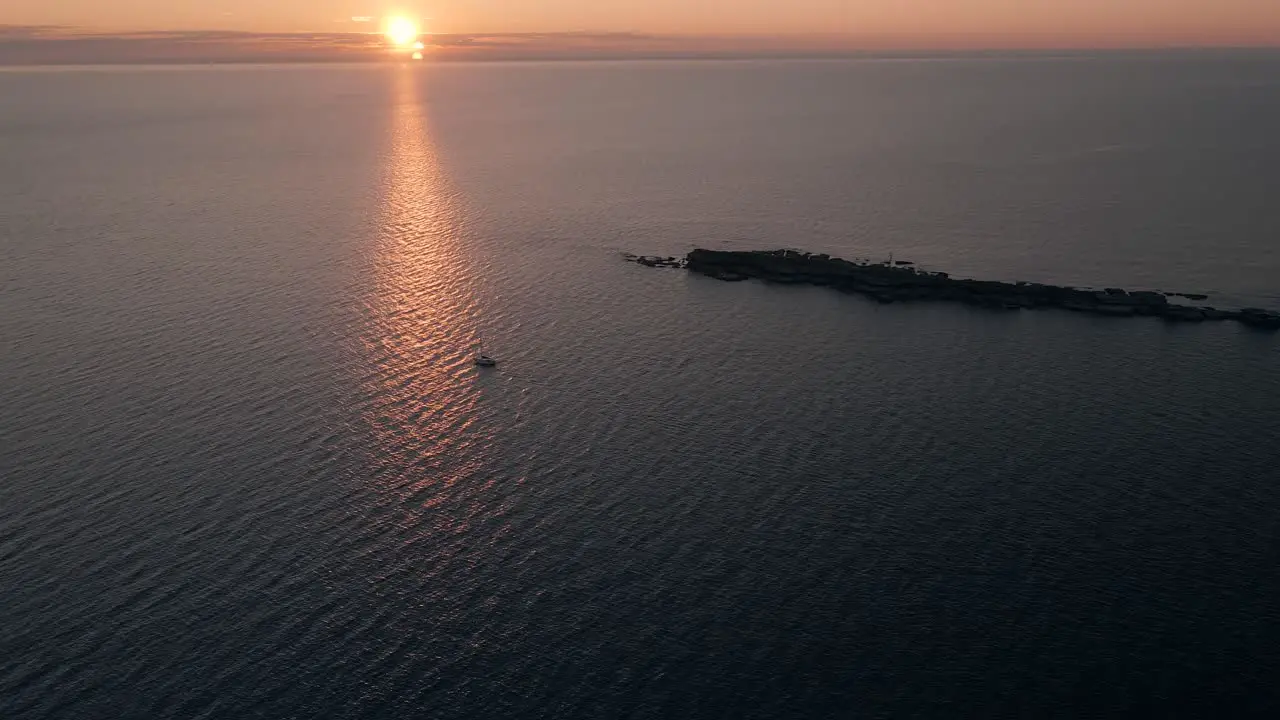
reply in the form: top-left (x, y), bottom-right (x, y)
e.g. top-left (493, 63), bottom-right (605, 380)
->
top-left (2, 24), bottom-right (1278, 66)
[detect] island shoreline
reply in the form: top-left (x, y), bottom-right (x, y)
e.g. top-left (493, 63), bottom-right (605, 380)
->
top-left (625, 249), bottom-right (1280, 330)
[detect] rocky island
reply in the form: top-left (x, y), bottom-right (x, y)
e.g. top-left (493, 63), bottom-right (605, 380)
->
top-left (625, 249), bottom-right (1280, 330)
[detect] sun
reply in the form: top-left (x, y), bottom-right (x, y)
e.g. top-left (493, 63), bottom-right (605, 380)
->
top-left (384, 16), bottom-right (419, 47)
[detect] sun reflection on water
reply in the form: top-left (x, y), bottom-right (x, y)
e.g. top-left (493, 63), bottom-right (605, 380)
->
top-left (359, 66), bottom-right (495, 518)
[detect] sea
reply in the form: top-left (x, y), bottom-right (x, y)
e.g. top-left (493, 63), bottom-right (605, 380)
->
top-left (2, 54), bottom-right (1279, 719)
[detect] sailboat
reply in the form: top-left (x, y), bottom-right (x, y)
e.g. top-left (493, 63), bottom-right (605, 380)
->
top-left (474, 337), bottom-right (497, 367)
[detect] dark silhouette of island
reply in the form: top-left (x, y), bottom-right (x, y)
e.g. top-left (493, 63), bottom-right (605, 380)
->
top-left (625, 249), bottom-right (1280, 329)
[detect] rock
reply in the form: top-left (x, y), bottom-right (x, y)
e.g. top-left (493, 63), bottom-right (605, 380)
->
top-left (1162, 306), bottom-right (1206, 322)
top-left (1128, 291), bottom-right (1168, 306)
top-left (634, 254), bottom-right (684, 268)
top-left (675, 248), bottom-right (1279, 326)
top-left (1238, 308), bottom-right (1280, 329)
top-left (1091, 305), bottom-right (1136, 316)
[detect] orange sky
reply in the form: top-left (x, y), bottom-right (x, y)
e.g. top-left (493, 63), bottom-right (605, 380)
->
top-left (3, 1), bottom-right (1280, 66)
top-left (5, 1), bottom-right (1280, 46)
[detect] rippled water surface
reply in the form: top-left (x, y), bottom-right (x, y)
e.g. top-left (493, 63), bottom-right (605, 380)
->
top-left (3, 57), bottom-right (1280, 719)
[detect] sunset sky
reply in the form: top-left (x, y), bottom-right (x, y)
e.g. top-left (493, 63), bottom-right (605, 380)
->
top-left (3, 1), bottom-right (1280, 63)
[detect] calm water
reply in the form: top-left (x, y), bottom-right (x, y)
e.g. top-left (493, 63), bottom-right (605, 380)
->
top-left (2, 56), bottom-right (1279, 719)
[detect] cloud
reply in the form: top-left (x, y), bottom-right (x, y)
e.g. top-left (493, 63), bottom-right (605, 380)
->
top-left (0, 26), bottom-right (692, 64)
top-left (8, 25), bottom-right (1272, 65)
top-left (0, 24), bottom-right (71, 39)
top-left (0, 26), bottom-right (391, 65)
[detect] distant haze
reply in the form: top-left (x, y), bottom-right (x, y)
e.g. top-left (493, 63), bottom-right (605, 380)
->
top-left (2, 0), bottom-right (1280, 63)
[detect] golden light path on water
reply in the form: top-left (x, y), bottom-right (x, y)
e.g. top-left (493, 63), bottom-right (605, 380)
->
top-left (360, 66), bottom-right (499, 529)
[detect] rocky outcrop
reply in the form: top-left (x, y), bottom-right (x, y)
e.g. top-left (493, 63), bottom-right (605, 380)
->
top-left (1239, 308), bottom-right (1280, 329)
top-left (623, 253), bottom-right (685, 269)
top-left (641, 248), bottom-right (1280, 330)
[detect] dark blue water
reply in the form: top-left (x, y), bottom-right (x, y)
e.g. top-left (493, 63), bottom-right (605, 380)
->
top-left (2, 56), bottom-right (1279, 719)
